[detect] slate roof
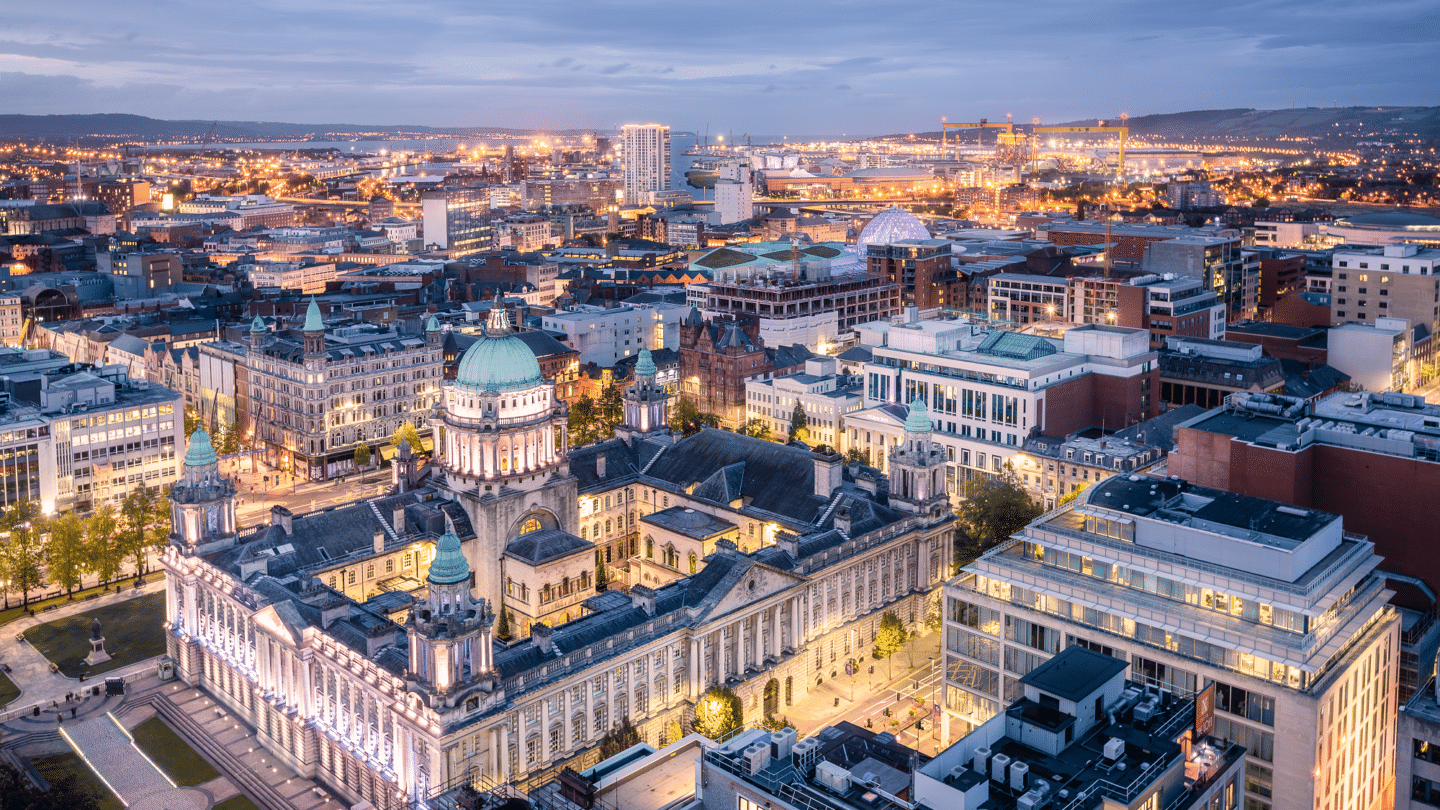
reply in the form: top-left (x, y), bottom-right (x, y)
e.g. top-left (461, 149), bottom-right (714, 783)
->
top-left (641, 429), bottom-right (830, 526)
top-left (504, 528), bottom-right (592, 565)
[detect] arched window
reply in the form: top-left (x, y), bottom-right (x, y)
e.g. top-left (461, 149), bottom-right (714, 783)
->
top-left (605, 519), bottom-right (612, 535)
top-left (605, 496), bottom-right (612, 509)
top-left (549, 723), bottom-right (564, 754)
top-left (593, 522), bottom-right (601, 538)
top-left (689, 553), bottom-right (697, 574)
top-left (521, 517), bottom-right (542, 534)
top-left (646, 538), bottom-right (654, 559)
top-left (581, 527), bottom-right (587, 539)
top-left (629, 511), bottom-right (636, 527)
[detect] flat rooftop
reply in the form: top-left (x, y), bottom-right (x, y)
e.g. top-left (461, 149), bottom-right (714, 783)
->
top-left (1019, 646), bottom-right (1129, 703)
top-left (1084, 475), bottom-right (1339, 548)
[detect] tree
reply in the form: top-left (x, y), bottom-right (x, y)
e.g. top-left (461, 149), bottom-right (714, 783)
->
top-left (695, 686), bottom-right (743, 740)
top-left (48, 512), bottom-right (88, 597)
top-left (496, 607), bottom-right (512, 640)
top-left (0, 760), bottom-right (102, 810)
top-left (568, 395), bottom-right (601, 447)
top-left (872, 611), bottom-right (909, 660)
top-left (845, 447), bottom-right (870, 466)
top-left (599, 715), bottom-right (642, 759)
top-left (87, 504), bottom-right (123, 589)
top-left (1058, 482), bottom-right (1087, 508)
top-left (0, 500), bottom-right (48, 605)
top-left (924, 593), bottom-right (943, 635)
top-left (183, 408), bottom-right (200, 438)
top-left (213, 420), bottom-right (240, 455)
top-left (956, 461), bottom-right (1042, 552)
top-left (738, 418), bottom-right (773, 441)
top-left (672, 397), bottom-right (721, 438)
top-left (1422, 362), bottom-right (1438, 385)
top-left (598, 383), bottom-right (624, 434)
top-left (120, 485), bottom-right (165, 582)
top-left (354, 444), bottom-right (372, 469)
top-left (390, 421), bottom-right (423, 453)
top-left (595, 549), bottom-right (608, 591)
top-left (788, 401), bottom-right (809, 443)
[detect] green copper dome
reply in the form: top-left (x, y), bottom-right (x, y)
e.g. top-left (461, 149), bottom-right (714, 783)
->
top-left (634, 347), bottom-right (657, 377)
top-left (250, 315), bottom-right (266, 333)
top-left (904, 396), bottom-right (932, 433)
top-left (426, 315), bottom-right (441, 332)
top-left (303, 298), bottom-right (324, 332)
top-left (184, 428), bottom-right (219, 468)
top-left (455, 335), bottom-right (543, 393)
top-left (427, 531), bottom-right (470, 586)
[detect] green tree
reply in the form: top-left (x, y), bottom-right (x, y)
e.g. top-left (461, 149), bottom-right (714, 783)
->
top-left (183, 408), bottom-right (200, 438)
top-left (599, 715), bottom-right (642, 759)
top-left (788, 401), bottom-right (809, 443)
top-left (496, 607), bottom-right (512, 640)
top-left (48, 512), bottom-right (88, 597)
top-left (598, 383), bottom-right (624, 434)
top-left (390, 421), bottom-right (424, 453)
top-left (956, 461), bottom-right (1042, 552)
top-left (354, 444), bottom-right (372, 469)
top-left (568, 394), bottom-right (601, 446)
top-left (738, 418), bottom-right (773, 441)
top-left (0, 500), bottom-right (48, 605)
top-left (213, 420), bottom-right (240, 455)
top-left (120, 485), bottom-right (164, 581)
top-left (694, 686), bottom-right (743, 740)
top-left (663, 719), bottom-right (684, 746)
top-left (844, 447), bottom-right (870, 466)
top-left (672, 397), bottom-right (721, 438)
top-left (0, 760), bottom-right (102, 810)
top-left (1422, 362), bottom-right (1438, 385)
top-left (595, 549), bottom-right (608, 591)
top-left (872, 611), bottom-right (909, 659)
top-left (86, 504), bottom-right (123, 588)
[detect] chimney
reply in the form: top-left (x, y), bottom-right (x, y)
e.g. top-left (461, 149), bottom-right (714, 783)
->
top-left (630, 585), bottom-right (657, 617)
top-left (834, 506), bottom-right (852, 536)
top-left (270, 505), bottom-right (293, 535)
top-left (776, 532), bottom-right (798, 558)
top-left (374, 529), bottom-right (386, 555)
top-left (532, 622), bottom-right (554, 655)
top-left (813, 450), bottom-right (843, 498)
top-left (597, 456), bottom-right (606, 479)
top-left (320, 597), bottom-right (349, 630)
top-left (393, 505), bottom-right (407, 538)
top-left (366, 625), bottom-right (398, 658)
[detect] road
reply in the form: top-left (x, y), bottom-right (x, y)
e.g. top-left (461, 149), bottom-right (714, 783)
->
top-left (228, 462), bottom-right (394, 530)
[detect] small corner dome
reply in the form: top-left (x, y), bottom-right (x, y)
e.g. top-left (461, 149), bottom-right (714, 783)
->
top-left (427, 531), bottom-right (470, 585)
top-left (184, 428), bottom-right (219, 468)
top-left (904, 397), bottom-right (932, 433)
top-left (454, 334), bottom-right (543, 394)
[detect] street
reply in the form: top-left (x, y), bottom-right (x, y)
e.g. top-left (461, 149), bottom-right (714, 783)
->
top-left (225, 458), bottom-right (394, 530)
top-left (783, 631), bottom-right (946, 755)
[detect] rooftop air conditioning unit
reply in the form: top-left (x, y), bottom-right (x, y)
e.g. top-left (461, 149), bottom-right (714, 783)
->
top-left (1010, 760), bottom-right (1031, 791)
top-left (743, 742), bottom-right (771, 775)
top-left (815, 761), bottom-right (851, 794)
top-left (991, 753), bottom-right (1012, 784)
top-left (1103, 737), bottom-right (1125, 760)
top-left (973, 745), bottom-right (992, 774)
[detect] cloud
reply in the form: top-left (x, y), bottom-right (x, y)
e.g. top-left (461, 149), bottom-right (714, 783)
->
top-left (599, 63), bottom-right (630, 75)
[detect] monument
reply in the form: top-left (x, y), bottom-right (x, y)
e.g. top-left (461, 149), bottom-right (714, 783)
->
top-left (84, 617), bottom-right (111, 667)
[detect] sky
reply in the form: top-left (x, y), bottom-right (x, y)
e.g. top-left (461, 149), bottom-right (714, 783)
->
top-left (2, 0), bottom-right (1437, 136)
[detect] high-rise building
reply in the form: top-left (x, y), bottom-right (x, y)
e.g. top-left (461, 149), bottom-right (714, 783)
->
top-left (713, 159), bottom-right (753, 224)
top-left (944, 475), bottom-right (1399, 810)
top-left (620, 124), bottom-right (670, 205)
top-left (421, 186), bottom-right (492, 256)
top-left (1330, 244), bottom-right (1440, 334)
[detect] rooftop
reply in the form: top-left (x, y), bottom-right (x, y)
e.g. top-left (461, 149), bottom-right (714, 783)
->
top-left (1080, 475), bottom-right (1338, 549)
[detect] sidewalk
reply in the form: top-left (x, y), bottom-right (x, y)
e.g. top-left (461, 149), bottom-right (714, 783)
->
top-left (783, 631), bottom-right (942, 743)
top-left (0, 576), bottom-right (168, 713)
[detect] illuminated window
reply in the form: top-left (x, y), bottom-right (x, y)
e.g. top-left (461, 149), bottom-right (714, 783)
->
top-left (521, 517), bottom-right (542, 534)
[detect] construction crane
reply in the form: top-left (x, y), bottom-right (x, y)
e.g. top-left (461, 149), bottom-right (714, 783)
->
top-left (203, 122), bottom-right (218, 144)
top-left (939, 118), bottom-right (1014, 159)
top-left (1032, 113), bottom-right (1129, 176)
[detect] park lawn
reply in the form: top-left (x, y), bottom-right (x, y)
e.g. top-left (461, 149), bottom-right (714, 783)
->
top-left (213, 796), bottom-right (263, 810)
top-left (129, 715), bottom-right (220, 787)
top-left (29, 752), bottom-right (124, 810)
top-left (23, 591), bottom-right (168, 678)
top-left (0, 581), bottom-right (139, 628)
top-left (0, 669), bottom-right (19, 707)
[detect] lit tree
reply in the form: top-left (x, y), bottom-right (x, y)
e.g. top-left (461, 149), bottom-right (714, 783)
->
top-left (0, 500), bottom-right (48, 606)
top-left (788, 401), bottom-right (809, 444)
top-left (86, 504), bottom-right (122, 589)
top-left (872, 611), bottom-right (909, 660)
top-left (595, 549), bottom-right (608, 591)
top-left (389, 422), bottom-right (424, 453)
top-left (956, 461), bottom-right (1042, 554)
top-left (47, 513), bottom-right (88, 598)
top-left (354, 444), bottom-right (372, 469)
top-left (496, 607), bottom-right (512, 640)
top-left (599, 715), bottom-right (641, 759)
top-left (694, 686), bottom-right (743, 740)
top-left (598, 384), bottom-right (624, 435)
top-left (738, 419), bottom-right (773, 441)
top-left (568, 395), bottom-right (601, 447)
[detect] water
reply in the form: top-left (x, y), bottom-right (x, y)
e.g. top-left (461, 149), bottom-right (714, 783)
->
top-left (670, 132), bottom-right (713, 201)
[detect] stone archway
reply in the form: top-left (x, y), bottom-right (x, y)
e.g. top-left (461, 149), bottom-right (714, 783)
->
top-left (763, 678), bottom-right (779, 719)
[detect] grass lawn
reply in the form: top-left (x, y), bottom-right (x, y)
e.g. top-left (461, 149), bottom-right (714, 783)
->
top-left (0, 669), bottom-right (19, 707)
top-left (213, 796), bottom-right (262, 810)
top-left (0, 581), bottom-right (147, 628)
top-left (23, 591), bottom-right (168, 678)
top-left (29, 752), bottom-right (124, 810)
top-left (128, 715), bottom-right (220, 787)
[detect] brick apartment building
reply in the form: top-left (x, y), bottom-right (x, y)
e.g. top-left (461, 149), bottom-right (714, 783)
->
top-left (867, 238), bottom-right (960, 310)
top-left (678, 312), bottom-right (809, 428)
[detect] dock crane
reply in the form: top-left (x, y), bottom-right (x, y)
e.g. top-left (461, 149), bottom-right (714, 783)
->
top-left (1032, 113), bottom-right (1129, 176)
top-left (939, 117), bottom-right (1014, 159)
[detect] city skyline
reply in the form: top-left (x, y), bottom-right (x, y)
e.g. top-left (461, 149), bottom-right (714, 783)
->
top-left (3, 0), bottom-right (1437, 133)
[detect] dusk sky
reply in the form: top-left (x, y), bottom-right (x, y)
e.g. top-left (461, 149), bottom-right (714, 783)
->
top-left (3, 0), bottom-right (1437, 135)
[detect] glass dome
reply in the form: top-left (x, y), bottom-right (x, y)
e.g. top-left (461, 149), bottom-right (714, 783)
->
top-left (856, 206), bottom-right (931, 251)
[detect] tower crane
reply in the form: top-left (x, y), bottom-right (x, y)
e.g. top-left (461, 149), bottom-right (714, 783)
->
top-left (1032, 113), bottom-right (1129, 177)
top-left (939, 118), bottom-right (1014, 160)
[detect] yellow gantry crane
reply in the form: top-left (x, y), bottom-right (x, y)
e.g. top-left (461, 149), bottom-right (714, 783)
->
top-left (940, 117), bottom-right (1015, 159)
top-left (1032, 113), bottom-right (1129, 175)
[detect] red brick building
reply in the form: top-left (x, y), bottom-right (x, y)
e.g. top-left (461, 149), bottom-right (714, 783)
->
top-left (1170, 391), bottom-right (1440, 597)
top-left (678, 313), bottom-right (810, 428)
top-left (866, 239), bottom-right (961, 310)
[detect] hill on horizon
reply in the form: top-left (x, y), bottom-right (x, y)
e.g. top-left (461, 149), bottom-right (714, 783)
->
top-left (0, 113), bottom-right (596, 142)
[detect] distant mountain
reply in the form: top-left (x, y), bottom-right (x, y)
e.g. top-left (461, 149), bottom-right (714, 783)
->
top-left (0, 114), bottom-right (597, 142)
top-left (883, 106), bottom-right (1440, 143)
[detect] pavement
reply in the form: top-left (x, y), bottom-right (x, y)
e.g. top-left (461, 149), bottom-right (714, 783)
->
top-left (0, 576), bottom-right (169, 717)
top-left (783, 631), bottom-right (945, 754)
top-left (59, 712), bottom-right (183, 806)
top-left (229, 459), bottom-right (392, 530)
